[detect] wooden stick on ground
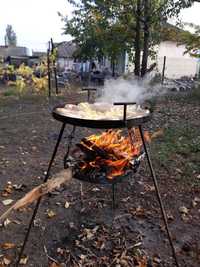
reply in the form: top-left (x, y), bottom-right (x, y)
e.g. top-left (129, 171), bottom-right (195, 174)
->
top-left (0, 168), bottom-right (72, 223)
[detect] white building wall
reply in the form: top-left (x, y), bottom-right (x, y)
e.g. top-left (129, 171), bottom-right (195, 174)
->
top-left (156, 41), bottom-right (198, 78)
top-left (127, 41), bottom-right (198, 78)
top-left (57, 58), bottom-right (75, 71)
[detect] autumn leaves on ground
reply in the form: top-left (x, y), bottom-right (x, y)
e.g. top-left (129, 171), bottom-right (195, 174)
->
top-left (0, 88), bottom-right (200, 266)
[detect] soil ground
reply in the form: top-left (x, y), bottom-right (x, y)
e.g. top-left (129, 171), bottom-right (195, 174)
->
top-left (0, 86), bottom-right (200, 267)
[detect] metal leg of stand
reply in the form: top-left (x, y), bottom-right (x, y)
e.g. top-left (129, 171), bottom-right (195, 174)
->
top-left (138, 125), bottom-right (180, 267)
top-left (112, 184), bottom-right (116, 209)
top-left (64, 126), bottom-right (76, 169)
top-left (16, 123), bottom-right (66, 267)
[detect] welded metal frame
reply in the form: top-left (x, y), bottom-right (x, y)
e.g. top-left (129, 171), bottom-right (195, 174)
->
top-left (16, 113), bottom-right (180, 267)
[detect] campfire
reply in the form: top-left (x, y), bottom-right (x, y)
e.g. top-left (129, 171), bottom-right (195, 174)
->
top-left (71, 128), bottom-right (150, 181)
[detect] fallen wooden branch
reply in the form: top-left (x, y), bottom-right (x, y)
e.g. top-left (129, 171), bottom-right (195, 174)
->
top-left (0, 168), bottom-right (72, 223)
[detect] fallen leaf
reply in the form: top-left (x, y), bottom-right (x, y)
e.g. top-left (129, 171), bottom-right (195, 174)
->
top-left (167, 213), bottom-right (174, 221)
top-left (12, 219), bottom-right (21, 225)
top-left (192, 197), bottom-right (200, 208)
top-left (135, 256), bottom-right (147, 267)
top-left (135, 206), bottom-right (146, 217)
top-left (181, 214), bottom-right (190, 222)
top-left (57, 247), bottom-right (64, 255)
top-left (144, 184), bottom-right (155, 192)
top-left (49, 262), bottom-right (61, 267)
top-left (69, 222), bottom-right (75, 229)
top-left (80, 254), bottom-right (86, 260)
top-left (179, 206), bottom-right (189, 215)
top-left (83, 226), bottom-right (99, 240)
top-left (151, 129), bottom-right (164, 139)
top-left (133, 242), bottom-right (142, 248)
top-left (153, 256), bottom-right (161, 263)
top-left (2, 184), bottom-right (13, 197)
top-left (1, 242), bottom-right (15, 250)
top-left (13, 184), bottom-right (26, 191)
top-left (47, 210), bottom-right (56, 218)
top-left (91, 187), bottom-right (100, 192)
top-left (3, 218), bottom-right (11, 227)
top-left (194, 197), bottom-right (200, 202)
top-left (3, 256), bottom-right (12, 265)
top-left (64, 201), bottom-right (70, 209)
top-left (176, 168), bottom-right (183, 174)
top-left (2, 199), bottom-right (14, 206)
top-left (19, 255), bottom-right (28, 265)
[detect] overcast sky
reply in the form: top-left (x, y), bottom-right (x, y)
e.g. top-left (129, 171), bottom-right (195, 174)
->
top-left (0, 1), bottom-right (200, 52)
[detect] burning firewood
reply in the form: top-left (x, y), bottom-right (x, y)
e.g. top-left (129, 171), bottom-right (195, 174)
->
top-left (0, 169), bottom-right (72, 223)
top-left (81, 138), bottom-right (110, 159)
top-left (73, 129), bottom-right (150, 180)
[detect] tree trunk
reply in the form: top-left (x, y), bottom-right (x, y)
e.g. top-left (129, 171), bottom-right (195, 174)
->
top-left (134, 0), bottom-right (141, 77)
top-left (141, 0), bottom-right (150, 77)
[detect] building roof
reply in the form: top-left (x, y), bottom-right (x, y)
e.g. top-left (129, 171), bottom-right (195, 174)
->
top-left (32, 51), bottom-right (47, 58)
top-left (56, 41), bottom-right (77, 58)
top-left (0, 45), bottom-right (30, 58)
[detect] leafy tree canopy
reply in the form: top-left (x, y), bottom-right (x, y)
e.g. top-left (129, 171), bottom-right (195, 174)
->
top-left (62, 0), bottom-right (199, 75)
top-left (5, 25), bottom-right (17, 46)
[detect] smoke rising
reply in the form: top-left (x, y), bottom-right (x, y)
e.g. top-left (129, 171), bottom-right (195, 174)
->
top-left (97, 75), bottom-right (165, 104)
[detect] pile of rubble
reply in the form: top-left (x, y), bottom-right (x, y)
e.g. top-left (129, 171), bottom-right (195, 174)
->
top-left (163, 76), bottom-right (200, 92)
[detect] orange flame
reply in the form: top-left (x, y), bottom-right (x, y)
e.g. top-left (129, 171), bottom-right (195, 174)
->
top-left (78, 128), bottom-right (150, 179)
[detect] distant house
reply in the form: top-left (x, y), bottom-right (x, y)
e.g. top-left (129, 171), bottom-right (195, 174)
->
top-left (32, 51), bottom-right (46, 58)
top-left (55, 41), bottom-right (125, 76)
top-left (0, 45), bottom-right (30, 58)
top-left (0, 45), bottom-right (31, 67)
top-left (29, 51), bottom-right (47, 66)
top-left (56, 41), bottom-right (78, 71)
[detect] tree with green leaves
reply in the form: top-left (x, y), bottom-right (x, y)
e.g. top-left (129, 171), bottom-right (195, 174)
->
top-left (179, 23), bottom-right (200, 58)
top-left (62, 0), bottom-right (197, 77)
top-left (5, 25), bottom-right (17, 46)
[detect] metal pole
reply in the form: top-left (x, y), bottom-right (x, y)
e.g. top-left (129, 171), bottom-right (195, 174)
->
top-left (47, 48), bottom-right (51, 98)
top-left (51, 38), bottom-right (59, 95)
top-left (16, 123), bottom-right (66, 267)
top-left (161, 56), bottom-right (166, 85)
top-left (138, 125), bottom-right (180, 267)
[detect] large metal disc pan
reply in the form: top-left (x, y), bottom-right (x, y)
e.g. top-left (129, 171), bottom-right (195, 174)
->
top-left (52, 103), bottom-right (151, 129)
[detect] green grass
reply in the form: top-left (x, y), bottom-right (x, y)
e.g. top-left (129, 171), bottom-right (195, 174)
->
top-left (2, 87), bottom-right (19, 97)
top-left (164, 85), bottom-right (200, 104)
top-left (151, 125), bottom-right (200, 186)
top-left (186, 86), bottom-right (200, 104)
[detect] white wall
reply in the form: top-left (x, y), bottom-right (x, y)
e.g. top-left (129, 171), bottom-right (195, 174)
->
top-left (127, 41), bottom-right (198, 78)
top-left (156, 41), bottom-right (198, 78)
top-left (57, 58), bottom-right (74, 70)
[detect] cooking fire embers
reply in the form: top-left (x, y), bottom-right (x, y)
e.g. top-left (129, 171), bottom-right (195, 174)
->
top-left (64, 128), bottom-right (149, 184)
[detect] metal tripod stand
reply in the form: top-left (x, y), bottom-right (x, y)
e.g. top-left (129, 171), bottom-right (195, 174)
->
top-left (15, 122), bottom-right (180, 267)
